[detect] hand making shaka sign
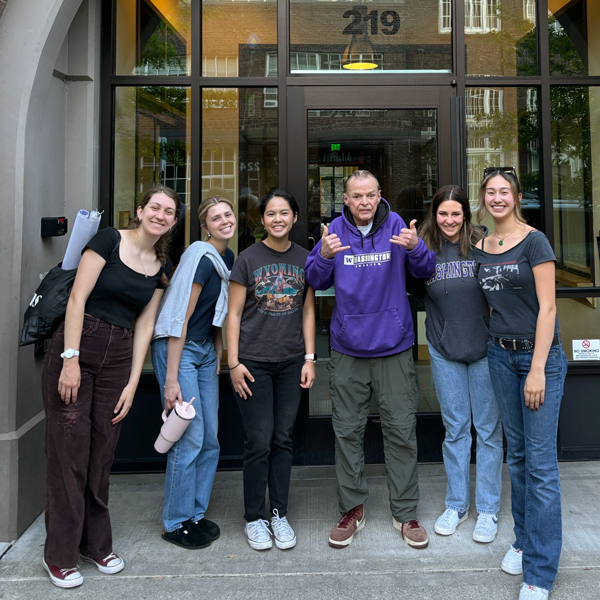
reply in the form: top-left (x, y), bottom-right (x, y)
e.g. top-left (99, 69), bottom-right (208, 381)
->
top-left (390, 219), bottom-right (419, 251)
top-left (319, 224), bottom-right (351, 259)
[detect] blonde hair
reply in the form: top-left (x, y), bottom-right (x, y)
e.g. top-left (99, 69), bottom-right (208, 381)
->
top-left (198, 196), bottom-right (235, 241)
top-left (476, 170), bottom-right (526, 225)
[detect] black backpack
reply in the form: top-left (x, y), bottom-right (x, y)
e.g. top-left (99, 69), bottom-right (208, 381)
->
top-left (20, 264), bottom-right (77, 346)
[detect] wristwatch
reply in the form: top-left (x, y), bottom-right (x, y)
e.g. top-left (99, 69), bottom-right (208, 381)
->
top-left (304, 353), bottom-right (317, 362)
top-left (61, 348), bottom-right (80, 359)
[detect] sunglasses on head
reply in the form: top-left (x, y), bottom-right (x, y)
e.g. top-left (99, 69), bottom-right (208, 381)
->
top-left (483, 166), bottom-right (517, 179)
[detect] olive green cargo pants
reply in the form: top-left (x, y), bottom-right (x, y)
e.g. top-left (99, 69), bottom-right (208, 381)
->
top-left (328, 348), bottom-right (420, 522)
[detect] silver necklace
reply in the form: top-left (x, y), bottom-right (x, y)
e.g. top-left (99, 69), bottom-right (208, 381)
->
top-left (132, 231), bottom-right (148, 278)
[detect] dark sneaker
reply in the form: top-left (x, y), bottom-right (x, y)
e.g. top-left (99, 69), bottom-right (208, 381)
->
top-left (328, 505), bottom-right (365, 549)
top-left (393, 517), bottom-right (429, 549)
top-left (162, 522), bottom-right (212, 549)
top-left (190, 518), bottom-right (220, 541)
top-left (42, 558), bottom-right (83, 588)
top-left (80, 551), bottom-right (124, 574)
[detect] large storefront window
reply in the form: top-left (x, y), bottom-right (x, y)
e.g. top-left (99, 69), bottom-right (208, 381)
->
top-left (290, 0), bottom-right (452, 73)
top-left (113, 86), bottom-right (191, 257)
top-left (202, 0), bottom-right (277, 77)
top-left (465, 86), bottom-right (540, 226)
top-left (551, 86), bottom-right (600, 289)
top-left (115, 0), bottom-right (191, 76)
top-left (201, 88), bottom-right (278, 256)
top-left (549, 0), bottom-right (600, 76)
top-left (465, 0), bottom-right (537, 76)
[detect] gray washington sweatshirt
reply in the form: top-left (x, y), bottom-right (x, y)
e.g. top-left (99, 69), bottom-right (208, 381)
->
top-left (423, 236), bottom-right (490, 363)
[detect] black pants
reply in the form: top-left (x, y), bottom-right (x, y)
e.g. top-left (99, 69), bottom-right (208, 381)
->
top-left (234, 356), bottom-right (304, 522)
top-left (42, 316), bottom-right (132, 567)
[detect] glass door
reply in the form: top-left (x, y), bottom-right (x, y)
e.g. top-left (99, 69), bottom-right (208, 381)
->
top-left (288, 86), bottom-right (455, 464)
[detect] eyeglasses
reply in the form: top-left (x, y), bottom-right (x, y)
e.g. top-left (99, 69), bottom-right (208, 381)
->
top-left (483, 166), bottom-right (517, 179)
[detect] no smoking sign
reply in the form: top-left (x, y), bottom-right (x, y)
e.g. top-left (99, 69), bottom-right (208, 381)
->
top-left (573, 339), bottom-right (600, 361)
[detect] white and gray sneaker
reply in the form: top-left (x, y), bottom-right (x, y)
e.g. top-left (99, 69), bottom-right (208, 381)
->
top-left (502, 545), bottom-right (524, 575)
top-left (473, 513), bottom-right (498, 543)
top-left (519, 583), bottom-right (549, 600)
top-left (434, 508), bottom-right (468, 536)
top-left (245, 519), bottom-right (273, 551)
top-left (270, 509), bottom-right (297, 549)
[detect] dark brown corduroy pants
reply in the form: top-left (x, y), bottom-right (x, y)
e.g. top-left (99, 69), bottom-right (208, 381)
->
top-left (42, 316), bottom-right (132, 568)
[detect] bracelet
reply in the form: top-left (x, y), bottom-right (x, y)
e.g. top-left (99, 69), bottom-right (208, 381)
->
top-left (305, 359), bottom-right (316, 363)
top-left (229, 363), bottom-right (241, 370)
top-left (164, 383), bottom-right (178, 389)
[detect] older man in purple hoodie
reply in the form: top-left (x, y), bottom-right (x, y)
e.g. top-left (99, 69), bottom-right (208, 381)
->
top-left (305, 170), bottom-right (435, 550)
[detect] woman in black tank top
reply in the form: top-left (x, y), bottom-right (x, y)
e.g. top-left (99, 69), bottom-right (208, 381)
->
top-left (41, 186), bottom-right (179, 588)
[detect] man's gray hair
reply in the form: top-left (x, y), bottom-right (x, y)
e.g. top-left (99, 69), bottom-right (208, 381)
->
top-left (343, 169), bottom-right (381, 193)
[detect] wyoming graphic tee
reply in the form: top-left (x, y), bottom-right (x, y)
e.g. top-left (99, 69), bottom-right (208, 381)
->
top-left (230, 241), bottom-right (309, 362)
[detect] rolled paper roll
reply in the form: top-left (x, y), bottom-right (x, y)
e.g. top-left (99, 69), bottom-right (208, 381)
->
top-left (62, 209), bottom-right (101, 270)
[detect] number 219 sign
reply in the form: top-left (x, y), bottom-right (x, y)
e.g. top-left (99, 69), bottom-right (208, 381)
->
top-left (343, 9), bottom-right (401, 36)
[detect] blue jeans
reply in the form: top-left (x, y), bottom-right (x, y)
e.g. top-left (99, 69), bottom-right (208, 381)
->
top-left (428, 343), bottom-right (503, 515)
top-left (487, 339), bottom-right (568, 591)
top-left (152, 337), bottom-right (220, 533)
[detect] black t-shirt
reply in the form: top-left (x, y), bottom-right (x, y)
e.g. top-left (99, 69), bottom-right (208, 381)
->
top-left (230, 241), bottom-right (310, 362)
top-left (186, 248), bottom-right (235, 341)
top-left (84, 228), bottom-right (167, 329)
top-left (474, 231), bottom-right (559, 339)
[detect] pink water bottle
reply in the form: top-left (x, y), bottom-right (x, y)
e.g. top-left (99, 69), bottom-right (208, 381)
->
top-left (154, 398), bottom-right (196, 454)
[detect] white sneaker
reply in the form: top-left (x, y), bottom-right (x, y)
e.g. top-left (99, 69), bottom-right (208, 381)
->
top-left (245, 519), bottom-right (273, 551)
top-left (519, 583), bottom-right (549, 600)
top-left (473, 513), bottom-right (498, 543)
top-left (434, 508), bottom-right (468, 536)
top-left (502, 545), bottom-right (524, 575)
top-left (270, 509), bottom-right (297, 549)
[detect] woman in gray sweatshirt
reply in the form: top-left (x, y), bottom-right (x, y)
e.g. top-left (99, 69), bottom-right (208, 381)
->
top-left (418, 185), bottom-right (503, 543)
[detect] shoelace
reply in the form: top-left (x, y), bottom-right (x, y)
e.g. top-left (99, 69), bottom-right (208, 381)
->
top-left (477, 514), bottom-right (496, 529)
top-left (249, 519), bottom-right (271, 539)
top-left (60, 567), bottom-right (79, 575)
top-left (404, 519), bottom-right (420, 530)
top-left (338, 507), bottom-right (362, 529)
top-left (102, 552), bottom-right (119, 564)
top-left (271, 510), bottom-right (293, 538)
top-left (438, 510), bottom-right (455, 527)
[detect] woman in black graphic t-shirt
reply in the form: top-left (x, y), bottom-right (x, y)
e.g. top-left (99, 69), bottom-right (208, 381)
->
top-left (474, 169), bottom-right (567, 600)
top-left (227, 189), bottom-right (316, 552)
top-left (41, 186), bottom-right (179, 588)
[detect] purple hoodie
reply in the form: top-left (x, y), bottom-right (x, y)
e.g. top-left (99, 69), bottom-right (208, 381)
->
top-left (305, 199), bottom-right (435, 358)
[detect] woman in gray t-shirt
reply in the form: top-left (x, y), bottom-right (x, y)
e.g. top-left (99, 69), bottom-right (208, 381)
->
top-left (227, 189), bottom-right (316, 552)
top-left (474, 169), bottom-right (568, 600)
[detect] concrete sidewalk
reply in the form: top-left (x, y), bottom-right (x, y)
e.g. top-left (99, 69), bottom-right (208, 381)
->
top-left (1, 462), bottom-right (599, 599)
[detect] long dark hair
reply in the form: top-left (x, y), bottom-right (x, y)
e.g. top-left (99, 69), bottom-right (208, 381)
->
top-left (418, 184), bottom-right (482, 257)
top-left (129, 185), bottom-right (181, 285)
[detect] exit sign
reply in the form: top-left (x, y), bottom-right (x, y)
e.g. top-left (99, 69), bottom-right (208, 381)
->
top-left (331, 143), bottom-right (341, 151)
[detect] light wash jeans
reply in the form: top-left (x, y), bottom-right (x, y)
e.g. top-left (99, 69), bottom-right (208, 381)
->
top-left (428, 343), bottom-right (503, 515)
top-left (152, 337), bottom-right (220, 533)
top-left (487, 339), bottom-right (568, 591)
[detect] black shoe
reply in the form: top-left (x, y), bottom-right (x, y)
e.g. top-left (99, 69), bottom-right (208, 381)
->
top-left (161, 523), bottom-right (211, 549)
top-left (190, 518), bottom-right (220, 541)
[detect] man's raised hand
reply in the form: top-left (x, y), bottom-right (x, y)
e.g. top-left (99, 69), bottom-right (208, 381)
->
top-left (390, 219), bottom-right (419, 251)
top-left (320, 224), bottom-right (350, 259)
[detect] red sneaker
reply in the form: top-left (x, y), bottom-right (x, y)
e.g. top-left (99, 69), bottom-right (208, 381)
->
top-left (80, 552), bottom-right (125, 574)
top-left (42, 558), bottom-right (83, 588)
top-left (393, 517), bottom-right (429, 549)
top-left (328, 505), bottom-right (365, 548)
